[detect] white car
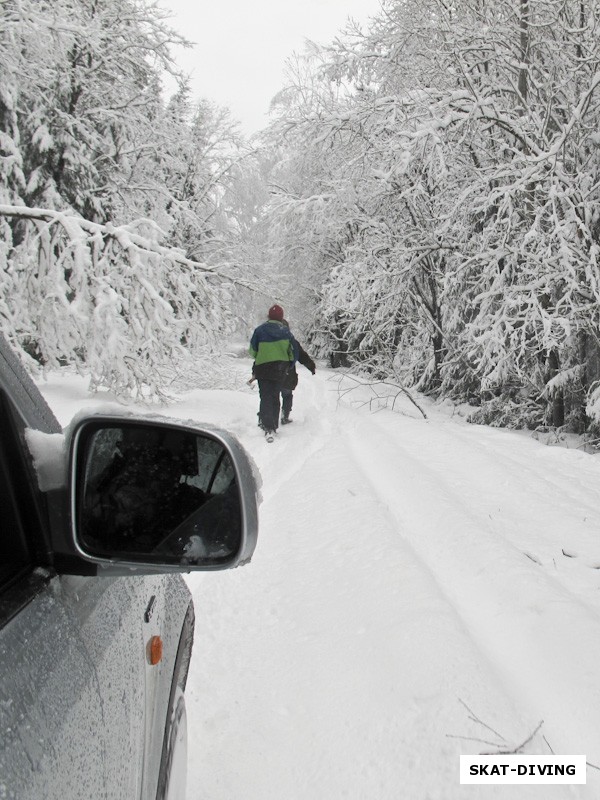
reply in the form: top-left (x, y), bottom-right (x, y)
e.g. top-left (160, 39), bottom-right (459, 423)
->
top-left (0, 333), bottom-right (259, 800)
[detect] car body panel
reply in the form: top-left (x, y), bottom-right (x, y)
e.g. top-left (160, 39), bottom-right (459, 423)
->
top-left (0, 334), bottom-right (221, 799)
top-left (0, 569), bottom-right (192, 800)
top-left (0, 572), bottom-right (110, 800)
top-left (0, 336), bottom-right (61, 437)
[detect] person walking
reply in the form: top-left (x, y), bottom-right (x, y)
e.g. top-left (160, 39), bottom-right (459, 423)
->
top-left (249, 304), bottom-right (298, 441)
top-left (279, 319), bottom-right (316, 425)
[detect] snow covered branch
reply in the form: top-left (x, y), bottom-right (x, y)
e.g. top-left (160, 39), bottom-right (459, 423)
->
top-left (0, 206), bottom-right (234, 399)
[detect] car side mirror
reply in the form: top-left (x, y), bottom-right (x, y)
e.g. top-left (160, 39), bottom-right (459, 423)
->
top-left (69, 418), bottom-right (259, 571)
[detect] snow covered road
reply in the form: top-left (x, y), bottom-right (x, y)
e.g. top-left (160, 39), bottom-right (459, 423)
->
top-left (39, 363), bottom-right (600, 798)
top-left (176, 365), bottom-right (600, 799)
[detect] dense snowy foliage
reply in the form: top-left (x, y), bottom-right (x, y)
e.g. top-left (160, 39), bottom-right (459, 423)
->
top-left (0, 0), bottom-right (254, 397)
top-left (263, 0), bottom-right (600, 434)
top-left (0, 205), bottom-right (236, 398)
top-left (4, 0), bottom-right (600, 429)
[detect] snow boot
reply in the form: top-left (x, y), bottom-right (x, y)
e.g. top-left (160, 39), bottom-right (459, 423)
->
top-left (281, 414), bottom-right (292, 425)
top-left (264, 429), bottom-right (276, 443)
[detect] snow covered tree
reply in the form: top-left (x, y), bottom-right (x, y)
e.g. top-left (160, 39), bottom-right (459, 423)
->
top-left (0, 0), bottom-right (254, 396)
top-left (428, 0), bottom-right (600, 429)
top-left (0, 0), bottom-right (186, 219)
top-left (263, 0), bottom-right (600, 433)
top-left (0, 205), bottom-right (235, 399)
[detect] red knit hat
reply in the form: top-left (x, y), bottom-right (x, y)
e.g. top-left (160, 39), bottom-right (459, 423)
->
top-left (268, 304), bottom-right (284, 321)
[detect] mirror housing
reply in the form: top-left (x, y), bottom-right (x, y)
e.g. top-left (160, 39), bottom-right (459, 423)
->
top-left (67, 415), bottom-right (259, 573)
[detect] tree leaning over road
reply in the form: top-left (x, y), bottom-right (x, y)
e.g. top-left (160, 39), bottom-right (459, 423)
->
top-left (0, 0), bottom-right (256, 396)
top-left (0, 205), bottom-right (235, 399)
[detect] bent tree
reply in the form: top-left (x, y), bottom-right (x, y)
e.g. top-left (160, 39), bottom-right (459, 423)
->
top-left (0, 206), bottom-right (234, 399)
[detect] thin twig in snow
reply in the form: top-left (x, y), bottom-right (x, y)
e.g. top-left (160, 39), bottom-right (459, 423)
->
top-left (458, 699), bottom-right (507, 743)
top-left (480, 721), bottom-right (544, 755)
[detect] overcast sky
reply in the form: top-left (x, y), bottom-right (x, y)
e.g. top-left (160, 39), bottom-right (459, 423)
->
top-left (158, 0), bottom-right (383, 135)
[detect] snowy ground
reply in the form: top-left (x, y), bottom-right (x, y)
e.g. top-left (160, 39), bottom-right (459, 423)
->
top-left (38, 358), bottom-right (600, 799)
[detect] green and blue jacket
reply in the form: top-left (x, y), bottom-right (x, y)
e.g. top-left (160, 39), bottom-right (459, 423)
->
top-left (249, 320), bottom-right (299, 382)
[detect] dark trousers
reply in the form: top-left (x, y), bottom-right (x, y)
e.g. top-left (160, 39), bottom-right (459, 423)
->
top-left (281, 389), bottom-right (293, 418)
top-left (258, 379), bottom-right (281, 432)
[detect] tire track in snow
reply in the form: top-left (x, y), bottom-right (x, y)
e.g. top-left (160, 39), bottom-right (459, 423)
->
top-left (190, 410), bottom-right (581, 799)
top-left (181, 364), bottom-right (598, 797)
top-left (340, 406), bottom-right (600, 765)
top-left (430, 419), bottom-right (600, 570)
top-left (424, 415), bottom-right (600, 524)
top-left (361, 408), bottom-right (600, 593)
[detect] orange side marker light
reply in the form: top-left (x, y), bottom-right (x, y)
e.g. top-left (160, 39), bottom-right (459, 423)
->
top-left (148, 635), bottom-right (163, 666)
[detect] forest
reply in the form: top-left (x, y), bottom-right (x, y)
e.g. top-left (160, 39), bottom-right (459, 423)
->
top-left (2, 0), bottom-right (600, 433)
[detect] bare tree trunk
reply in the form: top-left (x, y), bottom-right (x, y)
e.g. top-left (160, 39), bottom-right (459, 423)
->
top-left (547, 349), bottom-right (565, 427)
top-left (572, 328), bottom-right (589, 433)
top-left (518, 0), bottom-right (530, 106)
